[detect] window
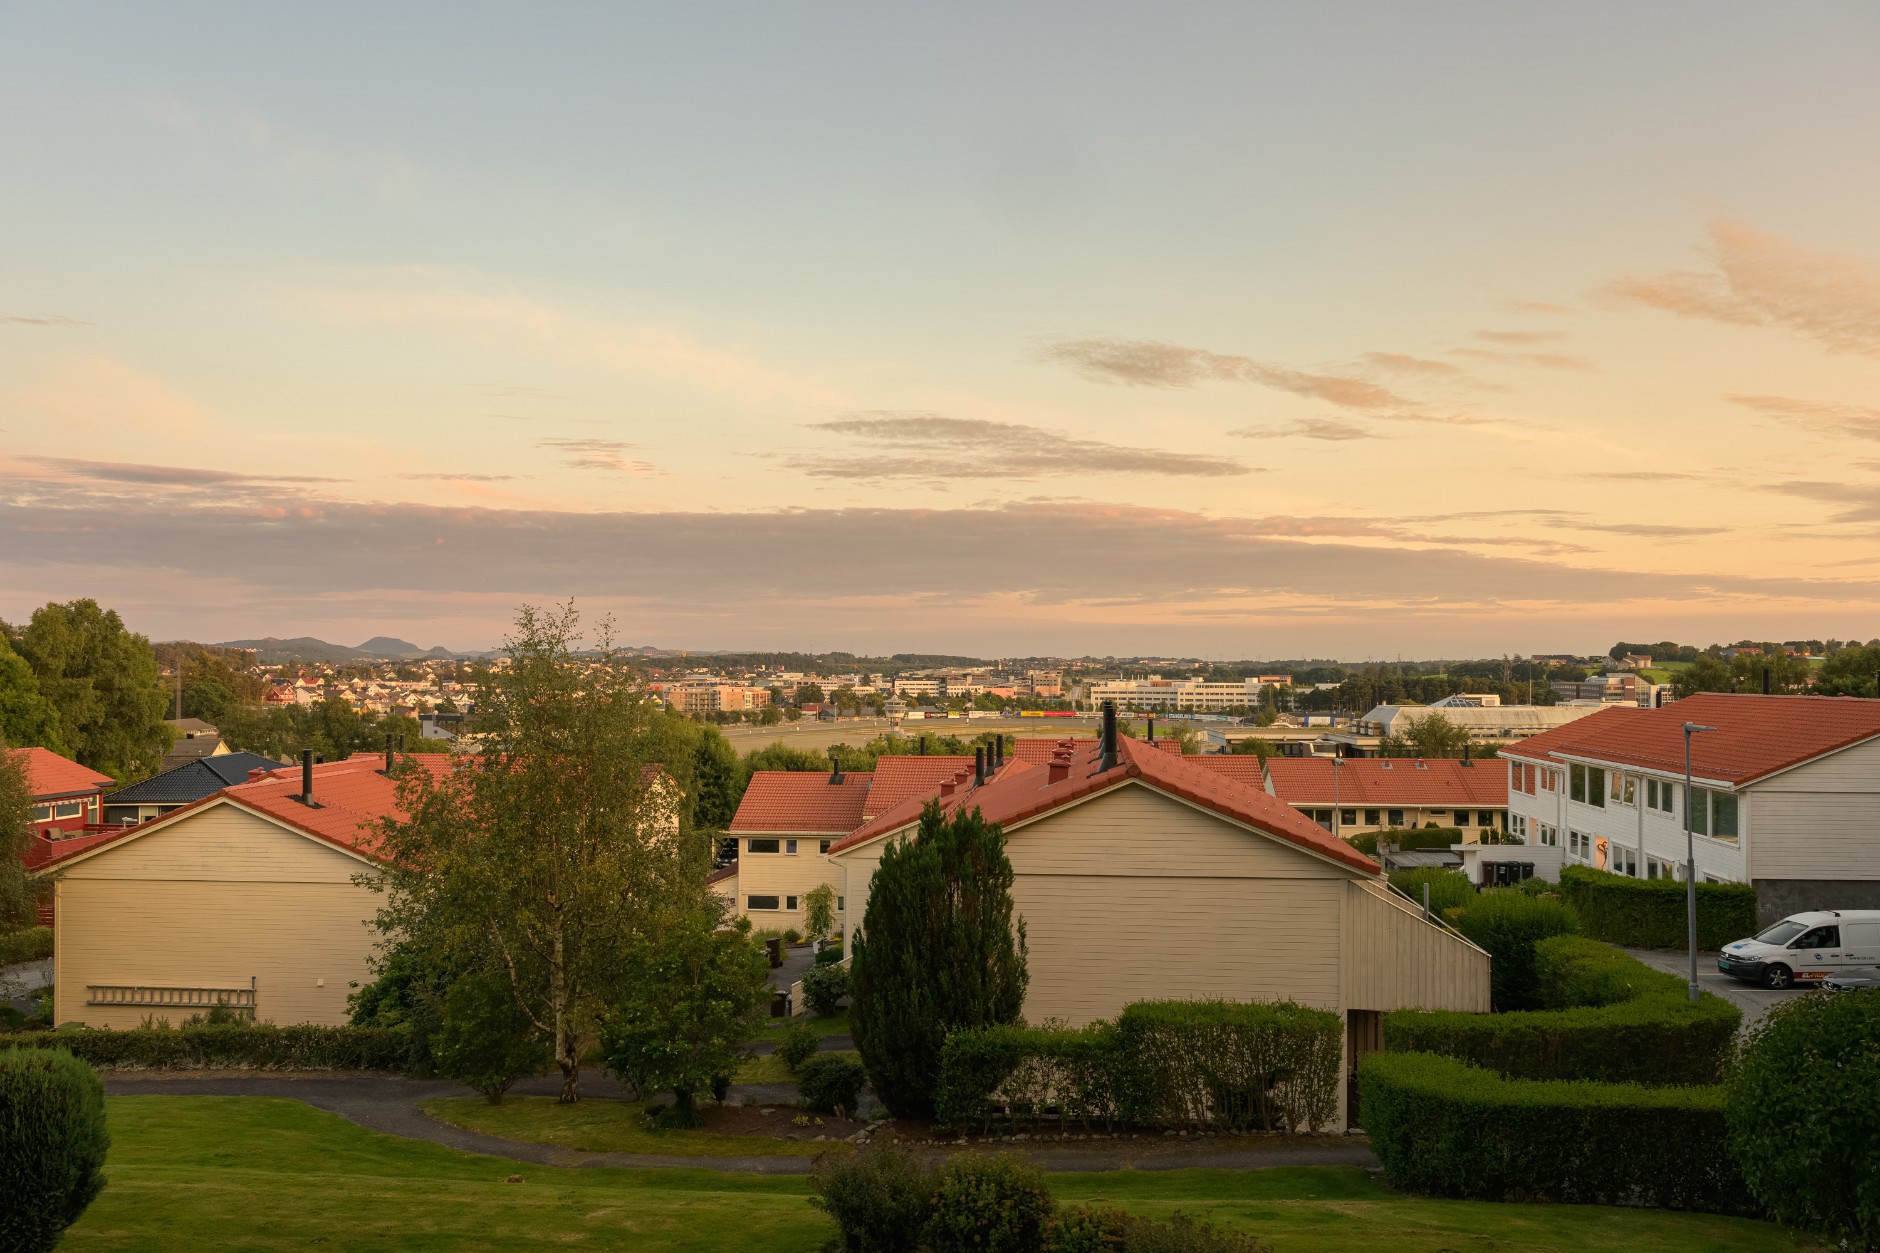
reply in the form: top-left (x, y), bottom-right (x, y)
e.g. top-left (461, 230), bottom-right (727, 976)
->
top-left (1792, 926), bottom-right (1839, 950)
top-left (1478, 811), bottom-right (1496, 827)
top-left (747, 895), bottom-right (780, 911)
top-left (53, 801), bottom-right (84, 819)
top-left (746, 838), bottom-right (780, 854)
top-left (1611, 772), bottom-right (1635, 806)
top-left (819, 839), bottom-right (832, 853)
top-left (1587, 767), bottom-right (1605, 807)
top-left (785, 839), bottom-right (798, 855)
top-left (1454, 811), bottom-right (1471, 825)
top-left (1611, 845), bottom-right (1637, 877)
top-left (1570, 764), bottom-right (1585, 802)
top-left (785, 895), bottom-right (798, 911)
top-left (1711, 791), bottom-right (1739, 840)
top-left (1646, 778), bottom-right (1675, 812)
top-left (1365, 809), bottom-right (1380, 825)
top-left (837, 896), bottom-right (845, 911)
top-left (1509, 813), bottom-right (1527, 839)
top-left (1537, 822), bottom-right (1557, 846)
top-left (1341, 809), bottom-right (1357, 826)
top-left (1312, 809), bottom-right (1333, 831)
top-left (1387, 809), bottom-right (1404, 827)
top-left (1689, 791), bottom-right (1708, 836)
top-left (31, 804), bottom-right (53, 823)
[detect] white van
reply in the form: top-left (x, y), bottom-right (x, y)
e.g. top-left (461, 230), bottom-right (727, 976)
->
top-left (1718, 911), bottom-right (1880, 989)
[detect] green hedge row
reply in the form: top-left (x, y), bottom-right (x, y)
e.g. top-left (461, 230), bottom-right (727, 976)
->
top-left (1559, 865), bottom-right (1758, 950)
top-left (1382, 936), bottom-right (1739, 1085)
top-left (0, 1023), bottom-right (413, 1071)
top-left (935, 999), bottom-right (1342, 1134)
top-left (1359, 1051), bottom-right (1752, 1214)
top-left (1348, 827), bottom-right (1463, 857)
top-left (0, 926), bottom-right (53, 967)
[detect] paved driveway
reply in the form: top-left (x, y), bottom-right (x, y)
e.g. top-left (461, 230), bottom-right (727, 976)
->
top-left (3, 959), bottom-right (51, 1017)
top-left (1622, 947), bottom-right (1793, 1028)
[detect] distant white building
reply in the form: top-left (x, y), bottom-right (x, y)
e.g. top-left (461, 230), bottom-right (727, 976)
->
top-left (1356, 703), bottom-right (1602, 741)
top-left (1086, 677), bottom-right (1264, 712)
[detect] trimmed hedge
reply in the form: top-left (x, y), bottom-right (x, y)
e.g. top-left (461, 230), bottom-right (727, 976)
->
top-left (1348, 827), bottom-right (1462, 857)
top-left (0, 925), bottom-right (54, 967)
top-left (936, 1000), bottom-right (1341, 1134)
top-left (0, 1048), bottom-right (110, 1253)
top-left (1382, 936), bottom-right (1739, 1085)
top-left (1450, 889), bottom-right (1579, 1011)
top-left (1559, 865), bottom-right (1758, 950)
top-left (1359, 1051), bottom-right (1751, 1214)
top-left (1386, 868), bottom-right (1474, 916)
top-left (0, 1023), bottom-right (412, 1071)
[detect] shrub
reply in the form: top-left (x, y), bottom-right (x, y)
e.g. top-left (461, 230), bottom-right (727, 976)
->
top-left (1048, 1207), bottom-right (1271, 1253)
top-left (936, 1023), bottom-right (1120, 1133)
top-left (1729, 989), bottom-right (1880, 1249)
top-left (926, 1153), bottom-right (1054, 1253)
top-left (0, 1048), bottom-right (109, 1252)
top-left (778, 1020), bottom-right (821, 1072)
top-left (1558, 865), bottom-right (1758, 950)
top-left (0, 1023), bottom-right (411, 1070)
top-left (0, 925), bottom-right (53, 967)
top-left (1382, 937), bottom-right (1740, 1085)
top-left (1348, 827), bottom-right (1462, 857)
top-left (784, 927), bottom-right (803, 945)
top-left (814, 943), bottom-right (845, 967)
top-left (432, 973), bottom-right (549, 1102)
top-left (1359, 1051), bottom-right (1749, 1213)
top-left (1117, 1000), bottom-right (1341, 1132)
top-left (1386, 868), bottom-right (1474, 916)
top-left (810, 1143), bottom-right (935, 1253)
top-left (803, 962), bottom-right (849, 1017)
top-left (1450, 889), bottom-right (1578, 1011)
top-left (798, 1053), bottom-right (867, 1116)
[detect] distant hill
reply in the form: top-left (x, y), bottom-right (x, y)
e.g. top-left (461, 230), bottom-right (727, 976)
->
top-left (217, 636), bottom-right (471, 663)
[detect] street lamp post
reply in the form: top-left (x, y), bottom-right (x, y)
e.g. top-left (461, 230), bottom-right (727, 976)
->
top-left (1333, 754), bottom-right (1342, 840)
top-left (1682, 721), bottom-right (1718, 1003)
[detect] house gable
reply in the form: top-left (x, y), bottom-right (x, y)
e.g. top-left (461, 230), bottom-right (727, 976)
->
top-left (55, 798), bottom-right (374, 884)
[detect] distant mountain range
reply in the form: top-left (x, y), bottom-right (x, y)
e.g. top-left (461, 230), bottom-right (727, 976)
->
top-left (216, 635), bottom-right (472, 663)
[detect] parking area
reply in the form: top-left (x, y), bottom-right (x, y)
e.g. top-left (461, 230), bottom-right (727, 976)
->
top-left (1622, 947), bottom-right (1794, 1028)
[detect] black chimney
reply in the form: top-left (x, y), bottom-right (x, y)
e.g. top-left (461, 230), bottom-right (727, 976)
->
top-left (1147, 716), bottom-right (1155, 744)
top-left (1101, 700), bottom-right (1118, 771)
top-left (995, 735), bottom-right (1005, 769)
top-left (300, 749), bottom-right (315, 806)
top-left (828, 749), bottom-right (844, 786)
top-left (384, 732), bottom-right (394, 774)
top-left (974, 746), bottom-right (986, 786)
top-left (919, 735), bottom-right (927, 756)
top-left (1462, 742), bottom-right (1473, 767)
top-left (1762, 666), bottom-right (1771, 695)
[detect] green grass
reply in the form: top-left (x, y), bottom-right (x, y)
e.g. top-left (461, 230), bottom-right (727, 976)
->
top-left (422, 1095), bottom-right (838, 1157)
top-left (735, 1047), bottom-right (859, 1084)
top-left (751, 1008), bottom-right (849, 1042)
top-left (60, 1097), bottom-right (1822, 1252)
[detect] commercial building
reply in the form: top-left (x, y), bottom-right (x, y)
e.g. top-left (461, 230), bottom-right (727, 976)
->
top-left (1085, 677), bottom-right (1265, 712)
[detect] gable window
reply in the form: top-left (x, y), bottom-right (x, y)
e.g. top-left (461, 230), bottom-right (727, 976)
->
top-left (747, 895), bottom-right (780, 911)
top-left (747, 838), bottom-right (780, 854)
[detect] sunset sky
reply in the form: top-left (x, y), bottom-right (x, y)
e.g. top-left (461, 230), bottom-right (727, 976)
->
top-left (5, 4), bottom-right (1880, 658)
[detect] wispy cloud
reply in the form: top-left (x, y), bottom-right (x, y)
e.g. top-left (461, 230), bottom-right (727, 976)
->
top-left (1450, 347), bottom-right (1594, 371)
top-left (1762, 479), bottom-right (1880, 523)
top-left (1731, 394), bottom-right (1880, 441)
top-left (1574, 522), bottom-right (1727, 538)
top-left (1359, 352), bottom-right (1463, 377)
top-left (1229, 419), bottom-right (1380, 441)
top-left (537, 439), bottom-right (659, 474)
top-left (1505, 300), bottom-right (1574, 315)
top-left (794, 412), bottom-right (1252, 479)
top-left (1475, 330), bottom-right (1568, 345)
top-left (1, 314), bottom-right (91, 328)
top-left (19, 456), bottom-right (339, 486)
top-left (1041, 337), bottom-right (1413, 410)
top-left (397, 472), bottom-right (528, 482)
top-left (1605, 219), bottom-right (1880, 356)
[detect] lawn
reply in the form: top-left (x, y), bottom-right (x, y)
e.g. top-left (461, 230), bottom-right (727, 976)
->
top-left (423, 1095), bottom-right (840, 1157)
top-left (62, 1097), bottom-right (1822, 1252)
top-left (735, 1046), bottom-right (860, 1084)
top-left (751, 1008), bottom-right (849, 1042)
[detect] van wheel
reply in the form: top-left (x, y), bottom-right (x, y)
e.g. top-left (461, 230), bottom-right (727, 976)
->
top-left (1762, 964), bottom-right (1794, 990)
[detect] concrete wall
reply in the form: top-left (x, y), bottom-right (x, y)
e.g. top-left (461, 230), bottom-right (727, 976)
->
top-left (1753, 878), bottom-right (1880, 927)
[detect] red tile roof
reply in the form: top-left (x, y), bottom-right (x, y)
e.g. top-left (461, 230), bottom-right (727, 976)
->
top-left (28, 753), bottom-right (450, 871)
top-left (729, 771), bottom-right (875, 833)
top-left (829, 737), bottom-right (1378, 875)
top-left (863, 757), bottom-right (974, 818)
top-left (1501, 693), bottom-right (1880, 786)
top-left (8, 747), bottom-right (116, 799)
top-left (1256, 757), bottom-right (1508, 807)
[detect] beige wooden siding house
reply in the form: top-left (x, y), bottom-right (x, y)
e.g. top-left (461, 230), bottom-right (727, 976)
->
top-left (827, 733), bottom-right (1489, 1128)
top-left (34, 755), bottom-right (443, 1028)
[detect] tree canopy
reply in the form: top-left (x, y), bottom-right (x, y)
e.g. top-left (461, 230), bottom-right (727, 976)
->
top-left (0, 745), bottom-right (38, 932)
top-left (0, 634), bottom-right (64, 756)
top-left (11, 600), bottom-right (170, 780)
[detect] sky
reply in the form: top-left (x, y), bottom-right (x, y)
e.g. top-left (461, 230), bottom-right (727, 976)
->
top-left (5, 3), bottom-right (1880, 659)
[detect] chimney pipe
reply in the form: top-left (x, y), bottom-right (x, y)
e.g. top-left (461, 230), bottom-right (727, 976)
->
top-left (919, 735), bottom-right (927, 756)
top-left (1762, 665), bottom-right (1771, 695)
top-left (974, 747), bottom-right (986, 786)
top-left (1101, 700), bottom-right (1118, 771)
top-left (384, 732), bottom-right (394, 774)
top-left (1462, 742), bottom-right (1473, 767)
top-left (995, 735), bottom-right (1005, 769)
top-left (300, 750), bottom-right (314, 805)
top-left (1147, 716), bottom-right (1155, 744)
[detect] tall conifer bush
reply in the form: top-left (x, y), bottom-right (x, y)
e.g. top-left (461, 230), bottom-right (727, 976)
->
top-left (850, 802), bottom-right (1028, 1118)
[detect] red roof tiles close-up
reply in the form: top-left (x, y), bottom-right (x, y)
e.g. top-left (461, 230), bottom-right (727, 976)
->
top-left (1501, 693), bottom-right (1880, 786)
top-left (8, 747), bottom-right (116, 799)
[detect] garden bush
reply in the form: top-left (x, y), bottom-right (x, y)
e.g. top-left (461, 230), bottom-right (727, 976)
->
top-left (1382, 937), bottom-right (1740, 1085)
top-left (1117, 1000), bottom-right (1341, 1132)
top-left (797, 1053), bottom-right (867, 1116)
top-left (936, 1022), bottom-right (1120, 1132)
top-left (778, 1019), bottom-right (822, 1072)
top-left (0, 1048), bottom-right (109, 1253)
top-left (926, 1153), bottom-right (1054, 1253)
top-left (814, 943), bottom-right (845, 967)
top-left (1728, 988), bottom-right (1880, 1249)
top-left (1386, 868), bottom-right (1474, 916)
top-left (1, 1022), bottom-right (412, 1070)
top-left (431, 973), bottom-right (550, 1102)
top-left (0, 925), bottom-right (53, 967)
top-left (1359, 1050), bottom-right (1749, 1213)
top-left (1559, 865), bottom-right (1758, 950)
top-left (809, 1143), bottom-right (935, 1253)
top-left (1450, 889), bottom-right (1578, 1010)
top-left (802, 961), bottom-right (849, 1017)
top-left (1348, 827), bottom-right (1462, 857)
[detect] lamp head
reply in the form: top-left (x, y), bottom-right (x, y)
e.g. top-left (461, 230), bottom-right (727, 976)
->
top-left (1681, 722), bottom-right (1719, 735)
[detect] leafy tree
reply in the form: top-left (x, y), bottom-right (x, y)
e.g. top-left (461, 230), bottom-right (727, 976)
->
top-left (151, 642), bottom-right (266, 723)
top-left (371, 604), bottom-right (703, 1102)
top-left (1229, 736), bottom-right (1276, 760)
top-left (743, 742), bottom-right (831, 773)
top-left (1671, 653), bottom-right (1735, 698)
top-left (803, 883), bottom-right (837, 944)
top-left (850, 803), bottom-right (1028, 1118)
top-left (1380, 713), bottom-right (1472, 758)
top-left (13, 599), bottom-right (170, 780)
top-left (1, 744), bottom-right (39, 932)
top-left (0, 635), bottom-right (64, 754)
top-left (689, 722), bottom-right (745, 830)
top-left (432, 972), bottom-right (551, 1103)
top-left (602, 909), bottom-right (770, 1126)
top-left (796, 682), bottom-right (826, 705)
top-left (1815, 644), bottom-right (1880, 698)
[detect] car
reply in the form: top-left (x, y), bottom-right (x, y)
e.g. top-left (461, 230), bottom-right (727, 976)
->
top-left (1821, 972), bottom-right (1880, 992)
top-left (1718, 910), bottom-right (1880, 989)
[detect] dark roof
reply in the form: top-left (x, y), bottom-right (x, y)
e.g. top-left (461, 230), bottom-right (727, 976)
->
top-left (104, 752), bottom-right (290, 806)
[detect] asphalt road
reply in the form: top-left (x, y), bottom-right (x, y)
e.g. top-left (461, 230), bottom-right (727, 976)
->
top-left (1623, 947), bottom-right (1793, 1027)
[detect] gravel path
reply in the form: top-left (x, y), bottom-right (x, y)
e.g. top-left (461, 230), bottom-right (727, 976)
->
top-left (100, 1071), bottom-right (1377, 1175)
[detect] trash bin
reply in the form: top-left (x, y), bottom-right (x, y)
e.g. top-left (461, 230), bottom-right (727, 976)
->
top-left (765, 937), bottom-right (782, 968)
top-left (770, 990), bottom-right (791, 1019)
